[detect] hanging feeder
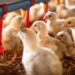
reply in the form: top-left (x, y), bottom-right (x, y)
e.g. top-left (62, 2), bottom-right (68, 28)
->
top-left (25, 0), bottom-right (34, 28)
top-left (25, 9), bottom-right (30, 27)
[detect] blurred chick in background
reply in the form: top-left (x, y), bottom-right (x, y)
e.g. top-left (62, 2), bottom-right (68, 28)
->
top-left (3, 12), bottom-right (18, 27)
top-left (29, 3), bottom-right (45, 23)
top-left (56, 31), bottom-right (75, 59)
top-left (62, 17), bottom-right (75, 42)
top-left (2, 16), bottom-right (24, 63)
top-left (56, 4), bottom-right (75, 19)
top-left (3, 9), bottom-right (24, 28)
top-left (65, 0), bottom-right (75, 8)
top-left (56, 4), bottom-right (68, 19)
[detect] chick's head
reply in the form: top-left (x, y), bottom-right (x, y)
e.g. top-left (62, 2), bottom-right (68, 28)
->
top-left (43, 12), bottom-right (57, 21)
top-left (62, 17), bottom-right (75, 28)
top-left (55, 31), bottom-right (72, 45)
top-left (32, 21), bottom-right (47, 33)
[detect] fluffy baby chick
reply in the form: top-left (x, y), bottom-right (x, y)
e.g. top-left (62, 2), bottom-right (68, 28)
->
top-left (48, 1), bottom-right (56, 12)
top-left (56, 2), bottom-right (75, 19)
top-left (31, 21), bottom-right (67, 60)
top-left (48, 0), bottom-right (66, 13)
top-left (56, 4), bottom-right (68, 19)
top-left (3, 11), bottom-right (21, 27)
top-left (48, 4), bottom-right (56, 12)
top-left (29, 3), bottom-right (45, 22)
top-left (43, 11), bottom-right (64, 37)
top-left (62, 17), bottom-right (75, 28)
top-left (2, 16), bottom-right (24, 63)
top-left (62, 17), bottom-right (75, 42)
top-left (68, 7), bottom-right (75, 17)
top-left (64, 1), bottom-right (75, 16)
top-left (65, 0), bottom-right (75, 8)
top-left (55, 31), bottom-right (75, 59)
top-left (18, 28), bottom-right (62, 75)
top-left (30, 4), bottom-right (40, 22)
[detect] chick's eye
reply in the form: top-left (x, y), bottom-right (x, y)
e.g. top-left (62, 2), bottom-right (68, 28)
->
top-left (35, 24), bottom-right (37, 27)
top-left (61, 35), bottom-right (64, 37)
top-left (68, 21), bottom-right (71, 24)
top-left (48, 15), bottom-right (52, 17)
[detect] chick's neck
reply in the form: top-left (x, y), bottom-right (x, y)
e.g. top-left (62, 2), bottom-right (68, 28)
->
top-left (37, 29), bottom-right (48, 37)
top-left (47, 18), bottom-right (57, 26)
top-left (22, 37), bottom-right (40, 52)
top-left (63, 35), bottom-right (73, 46)
top-left (37, 31), bottom-right (48, 44)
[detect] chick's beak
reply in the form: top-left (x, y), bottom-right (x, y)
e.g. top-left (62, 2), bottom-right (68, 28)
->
top-left (62, 24), bottom-right (66, 28)
top-left (55, 36), bottom-right (62, 40)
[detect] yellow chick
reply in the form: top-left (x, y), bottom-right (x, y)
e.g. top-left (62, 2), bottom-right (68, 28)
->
top-left (30, 4), bottom-right (40, 22)
top-left (3, 11), bottom-right (20, 27)
top-left (18, 28), bottom-right (62, 75)
top-left (56, 2), bottom-right (75, 19)
top-left (65, 0), bottom-right (75, 8)
top-left (48, 0), bottom-right (57, 12)
top-left (2, 16), bottom-right (24, 63)
top-left (56, 4), bottom-right (68, 19)
top-left (29, 3), bottom-right (45, 22)
top-left (66, 0), bottom-right (75, 15)
top-left (48, 0), bottom-right (66, 13)
top-left (55, 31), bottom-right (75, 59)
top-left (48, 4), bottom-right (56, 12)
top-left (62, 17), bottom-right (75, 42)
top-left (3, 9), bottom-right (23, 27)
top-left (31, 21), bottom-right (67, 60)
top-left (62, 17), bottom-right (75, 28)
top-left (43, 11), bottom-right (64, 37)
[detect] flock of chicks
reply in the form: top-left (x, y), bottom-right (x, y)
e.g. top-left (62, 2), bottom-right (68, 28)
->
top-left (1, 0), bottom-right (75, 75)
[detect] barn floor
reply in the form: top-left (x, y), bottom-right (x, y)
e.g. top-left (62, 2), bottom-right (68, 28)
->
top-left (0, 51), bottom-right (75, 75)
top-left (62, 57), bottom-right (75, 75)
